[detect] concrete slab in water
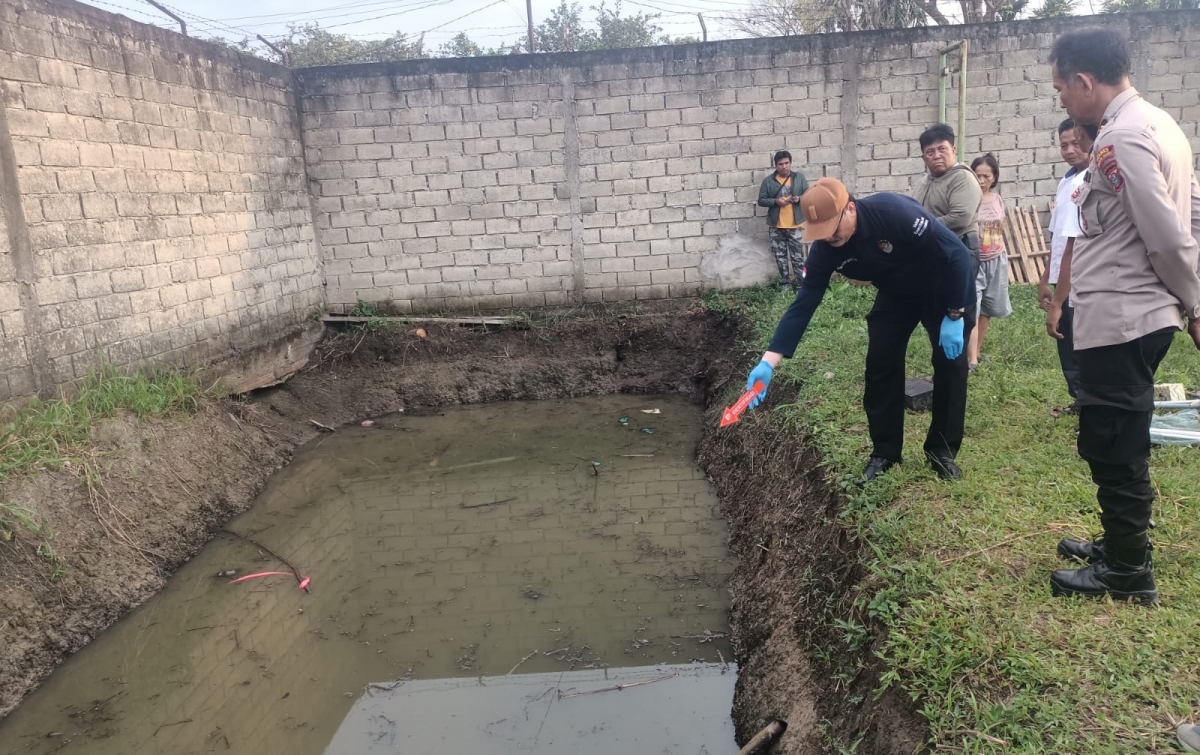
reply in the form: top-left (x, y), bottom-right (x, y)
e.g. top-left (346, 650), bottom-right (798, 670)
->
top-left (325, 663), bottom-right (737, 754)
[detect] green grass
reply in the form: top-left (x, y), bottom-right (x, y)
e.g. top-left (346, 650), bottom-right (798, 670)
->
top-left (716, 282), bottom-right (1200, 754)
top-left (0, 362), bottom-right (204, 490)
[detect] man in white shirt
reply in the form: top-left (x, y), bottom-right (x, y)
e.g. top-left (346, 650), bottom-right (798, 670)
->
top-left (1039, 118), bottom-right (1093, 407)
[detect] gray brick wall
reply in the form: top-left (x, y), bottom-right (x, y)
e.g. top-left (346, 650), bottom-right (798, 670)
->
top-left (297, 12), bottom-right (1200, 314)
top-left (0, 184), bottom-right (33, 398)
top-left (0, 0), bottom-right (323, 400)
top-left (4, 0), bottom-right (1200, 398)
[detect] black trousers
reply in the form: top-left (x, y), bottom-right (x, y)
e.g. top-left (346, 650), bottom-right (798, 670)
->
top-left (1053, 295), bottom-right (1081, 400)
top-left (864, 291), bottom-right (975, 462)
top-left (1076, 327), bottom-right (1175, 538)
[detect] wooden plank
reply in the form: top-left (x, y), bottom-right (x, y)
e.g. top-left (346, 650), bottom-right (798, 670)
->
top-left (1028, 206), bottom-right (1050, 257)
top-left (1029, 205), bottom-right (1052, 280)
top-left (1001, 205), bottom-right (1025, 283)
top-left (1017, 205), bottom-right (1043, 283)
top-left (1024, 206), bottom-right (1049, 281)
top-left (1007, 203), bottom-right (1034, 283)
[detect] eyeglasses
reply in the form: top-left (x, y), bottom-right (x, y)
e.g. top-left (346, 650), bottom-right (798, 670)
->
top-left (832, 203), bottom-right (848, 231)
top-left (822, 202), bottom-right (849, 241)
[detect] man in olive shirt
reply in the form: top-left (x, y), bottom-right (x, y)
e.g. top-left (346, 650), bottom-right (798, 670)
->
top-left (911, 123), bottom-right (983, 252)
top-left (757, 150), bottom-right (809, 290)
top-left (1048, 29), bottom-right (1200, 605)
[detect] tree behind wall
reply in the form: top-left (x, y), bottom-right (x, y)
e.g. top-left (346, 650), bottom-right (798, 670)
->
top-left (278, 24), bottom-right (427, 66)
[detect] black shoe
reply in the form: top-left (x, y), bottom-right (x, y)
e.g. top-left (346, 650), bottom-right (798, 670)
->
top-left (1056, 537), bottom-right (1104, 564)
top-left (1050, 532), bottom-right (1158, 605)
top-left (1057, 536), bottom-right (1152, 564)
top-left (925, 451), bottom-right (961, 481)
top-left (861, 456), bottom-right (898, 483)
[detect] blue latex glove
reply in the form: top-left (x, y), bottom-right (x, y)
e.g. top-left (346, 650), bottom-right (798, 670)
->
top-left (939, 315), bottom-right (965, 360)
top-left (746, 360), bottom-right (774, 409)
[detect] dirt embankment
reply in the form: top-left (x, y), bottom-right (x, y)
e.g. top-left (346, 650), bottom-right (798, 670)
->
top-left (698, 393), bottom-right (925, 754)
top-left (0, 306), bottom-right (926, 754)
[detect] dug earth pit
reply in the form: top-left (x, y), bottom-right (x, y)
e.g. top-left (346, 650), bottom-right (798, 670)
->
top-left (0, 308), bottom-right (924, 753)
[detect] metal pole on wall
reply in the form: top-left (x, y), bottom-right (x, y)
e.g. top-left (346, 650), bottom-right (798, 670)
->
top-left (957, 40), bottom-right (969, 147)
top-left (144, 0), bottom-right (187, 36)
top-left (938, 49), bottom-right (947, 124)
top-left (937, 41), bottom-right (968, 143)
top-left (526, 0), bottom-right (536, 53)
top-left (697, 13), bottom-right (707, 42)
top-left (256, 35), bottom-right (290, 67)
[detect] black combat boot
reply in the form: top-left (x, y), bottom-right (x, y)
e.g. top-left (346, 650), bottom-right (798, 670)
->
top-left (1056, 536), bottom-right (1104, 564)
top-left (1049, 531), bottom-right (1157, 605)
top-left (1057, 522), bottom-right (1155, 563)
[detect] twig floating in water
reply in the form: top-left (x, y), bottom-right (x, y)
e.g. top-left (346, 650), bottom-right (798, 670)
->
top-left (310, 419), bottom-right (336, 433)
top-left (459, 497), bottom-right (519, 510)
top-left (221, 529), bottom-right (311, 592)
top-left (558, 673), bottom-right (677, 699)
top-left (507, 649), bottom-right (539, 675)
top-left (620, 454), bottom-right (654, 458)
top-left (153, 719), bottom-right (193, 736)
top-left (437, 456), bottom-right (517, 474)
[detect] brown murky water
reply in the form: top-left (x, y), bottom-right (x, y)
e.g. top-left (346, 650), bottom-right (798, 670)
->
top-left (0, 395), bottom-right (735, 755)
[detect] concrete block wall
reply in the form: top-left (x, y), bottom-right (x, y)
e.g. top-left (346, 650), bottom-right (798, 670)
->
top-left (0, 173), bottom-right (32, 397)
top-left (0, 0), bottom-right (323, 400)
top-left (4, 0), bottom-right (1200, 394)
top-left (296, 12), bottom-right (1200, 313)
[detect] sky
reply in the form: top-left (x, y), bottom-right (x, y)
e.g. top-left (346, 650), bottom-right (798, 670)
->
top-left (87, 0), bottom-right (759, 51)
top-left (85, 0), bottom-right (1087, 57)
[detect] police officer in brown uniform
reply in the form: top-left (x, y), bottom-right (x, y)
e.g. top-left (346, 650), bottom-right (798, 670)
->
top-left (1048, 29), bottom-right (1200, 604)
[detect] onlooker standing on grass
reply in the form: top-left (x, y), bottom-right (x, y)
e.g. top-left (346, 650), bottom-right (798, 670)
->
top-left (912, 123), bottom-right (983, 259)
top-left (1047, 28), bottom-right (1200, 605)
top-left (966, 153), bottom-right (1012, 372)
top-left (1039, 119), bottom-right (1094, 407)
top-left (757, 151), bottom-right (809, 291)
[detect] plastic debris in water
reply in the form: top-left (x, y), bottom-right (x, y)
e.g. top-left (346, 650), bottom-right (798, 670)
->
top-left (229, 571), bottom-right (312, 592)
top-left (641, 408), bottom-right (661, 414)
top-left (361, 420), bottom-right (375, 427)
top-left (641, 427), bottom-right (654, 434)
top-left (618, 416), bottom-right (629, 424)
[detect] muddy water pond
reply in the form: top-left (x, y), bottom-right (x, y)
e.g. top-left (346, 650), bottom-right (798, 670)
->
top-left (0, 395), bottom-right (736, 754)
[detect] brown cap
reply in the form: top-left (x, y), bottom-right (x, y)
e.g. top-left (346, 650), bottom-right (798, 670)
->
top-left (800, 177), bottom-right (850, 242)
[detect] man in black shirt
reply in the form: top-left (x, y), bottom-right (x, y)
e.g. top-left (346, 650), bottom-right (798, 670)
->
top-left (743, 178), bottom-right (977, 481)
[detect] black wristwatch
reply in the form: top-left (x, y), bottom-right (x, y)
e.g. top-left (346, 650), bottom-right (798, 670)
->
top-left (947, 308), bottom-right (965, 321)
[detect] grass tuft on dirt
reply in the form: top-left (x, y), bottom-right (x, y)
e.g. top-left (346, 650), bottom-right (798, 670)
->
top-left (0, 364), bottom-right (204, 490)
top-left (714, 281), bottom-right (1200, 754)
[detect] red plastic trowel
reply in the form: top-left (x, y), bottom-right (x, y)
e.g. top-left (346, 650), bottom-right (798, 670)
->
top-left (719, 381), bottom-right (765, 428)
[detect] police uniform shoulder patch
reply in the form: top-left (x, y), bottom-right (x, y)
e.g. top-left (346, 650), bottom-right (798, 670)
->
top-left (877, 240), bottom-right (893, 253)
top-left (1096, 144), bottom-right (1125, 192)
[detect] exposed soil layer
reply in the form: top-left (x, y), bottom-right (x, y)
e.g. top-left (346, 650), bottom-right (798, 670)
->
top-left (0, 306), bottom-right (926, 754)
top-left (698, 396), bottom-right (926, 754)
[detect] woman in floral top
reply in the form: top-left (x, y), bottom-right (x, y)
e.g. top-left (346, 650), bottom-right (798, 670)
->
top-left (968, 153), bottom-right (1013, 373)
